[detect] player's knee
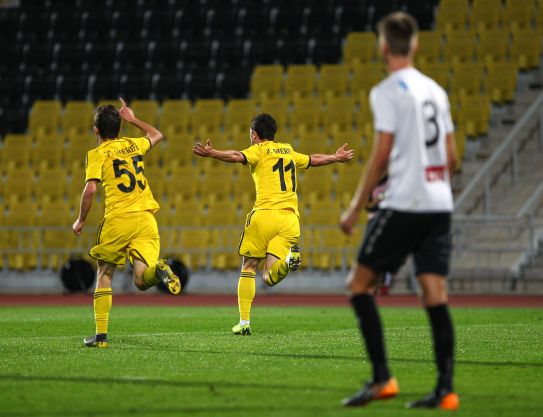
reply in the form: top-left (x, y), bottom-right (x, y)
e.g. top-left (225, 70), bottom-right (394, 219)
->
top-left (262, 272), bottom-right (275, 287)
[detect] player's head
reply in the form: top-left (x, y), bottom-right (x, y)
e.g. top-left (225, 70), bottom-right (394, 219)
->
top-left (377, 11), bottom-right (418, 59)
top-left (250, 113), bottom-right (277, 144)
top-left (94, 105), bottom-right (121, 140)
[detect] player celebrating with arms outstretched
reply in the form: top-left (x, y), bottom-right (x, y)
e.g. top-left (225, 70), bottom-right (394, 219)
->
top-left (193, 113), bottom-right (353, 335)
top-left (340, 12), bottom-right (459, 410)
top-left (73, 99), bottom-right (181, 348)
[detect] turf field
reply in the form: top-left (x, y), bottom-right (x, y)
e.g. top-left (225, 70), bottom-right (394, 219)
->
top-left (1, 305), bottom-right (542, 417)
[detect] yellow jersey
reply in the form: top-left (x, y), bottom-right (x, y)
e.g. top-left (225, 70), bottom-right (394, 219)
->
top-left (85, 137), bottom-right (159, 217)
top-left (241, 141), bottom-right (310, 216)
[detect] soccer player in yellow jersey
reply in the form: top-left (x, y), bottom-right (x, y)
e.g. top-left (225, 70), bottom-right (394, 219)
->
top-left (193, 113), bottom-right (353, 335)
top-left (72, 99), bottom-right (181, 348)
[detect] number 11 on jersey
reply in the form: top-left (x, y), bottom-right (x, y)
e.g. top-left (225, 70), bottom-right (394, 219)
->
top-left (272, 158), bottom-right (296, 192)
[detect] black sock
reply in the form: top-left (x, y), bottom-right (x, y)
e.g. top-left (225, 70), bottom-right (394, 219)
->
top-left (350, 294), bottom-right (391, 383)
top-left (427, 304), bottom-right (454, 392)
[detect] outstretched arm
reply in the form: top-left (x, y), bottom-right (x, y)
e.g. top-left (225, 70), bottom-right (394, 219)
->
top-left (118, 98), bottom-right (164, 147)
top-left (73, 180), bottom-right (98, 236)
top-left (310, 143), bottom-right (354, 167)
top-left (192, 139), bottom-right (245, 163)
top-left (340, 133), bottom-right (393, 235)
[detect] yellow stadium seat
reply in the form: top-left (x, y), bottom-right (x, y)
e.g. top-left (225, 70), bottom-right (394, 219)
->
top-left (470, 0), bottom-right (503, 32)
top-left (417, 31), bottom-right (443, 63)
top-left (322, 96), bottom-right (356, 135)
top-left (503, 0), bottom-right (534, 30)
top-left (62, 101), bottom-right (94, 134)
top-left (511, 29), bottom-right (542, 69)
top-left (250, 65), bottom-right (284, 102)
top-left (454, 129), bottom-right (466, 172)
top-left (354, 93), bottom-right (374, 132)
top-left (231, 171), bottom-right (255, 201)
top-left (477, 30), bottom-right (510, 65)
top-left (436, 3), bottom-right (469, 32)
top-left (304, 200), bottom-right (341, 225)
top-left (31, 135), bottom-right (64, 171)
top-left (456, 94), bottom-right (491, 136)
top-left (284, 64), bottom-right (317, 102)
top-left (204, 201), bottom-right (238, 226)
top-left (160, 99), bottom-right (191, 134)
top-left (317, 64), bottom-right (349, 100)
top-left (35, 167), bottom-right (67, 204)
top-left (124, 100), bottom-right (159, 137)
top-left (4, 200), bottom-right (38, 270)
top-left (449, 62), bottom-right (484, 96)
top-left (343, 32), bottom-right (378, 67)
top-left (161, 133), bottom-right (196, 167)
top-left (419, 60), bottom-right (450, 89)
top-left (485, 61), bottom-right (518, 103)
top-left (224, 99), bottom-right (257, 130)
top-left (38, 200), bottom-right (75, 270)
top-left (443, 30), bottom-right (476, 65)
top-left (350, 62), bottom-right (385, 96)
top-left (209, 227), bottom-right (240, 270)
top-left (177, 229), bottom-right (209, 270)
top-left (259, 97), bottom-right (289, 129)
top-left (289, 97), bottom-right (321, 132)
top-left (29, 100), bottom-right (62, 137)
top-left (199, 171), bottom-right (233, 204)
top-left (310, 228), bottom-right (346, 270)
top-left (5, 171), bottom-right (34, 202)
top-left (0, 134), bottom-right (32, 173)
top-left (190, 99), bottom-right (224, 134)
top-left (168, 163), bottom-right (200, 200)
top-left (297, 169), bottom-right (333, 203)
top-left (296, 129), bottom-right (328, 155)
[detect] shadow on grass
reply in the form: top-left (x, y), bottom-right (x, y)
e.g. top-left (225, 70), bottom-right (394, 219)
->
top-left (0, 373), bottom-right (346, 393)
top-left (124, 345), bottom-right (543, 368)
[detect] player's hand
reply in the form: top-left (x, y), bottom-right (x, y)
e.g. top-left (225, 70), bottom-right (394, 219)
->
top-left (118, 98), bottom-right (136, 123)
top-left (336, 143), bottom-right (354, 163)
top-left (192, 139), bottom-right (214, 157)
top-left (339, 208), bottom-right (359, 236)
top-left (72, 218), bottom-right (85, 236)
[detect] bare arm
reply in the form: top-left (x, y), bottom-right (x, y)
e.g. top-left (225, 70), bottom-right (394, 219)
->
top-left (446, 133), bottom-right (458, 178)
top-left (310, 143), bottom-right (354, 167)
top-left (340, 132), bottom-right (394, 235)
top-left (192, 139), bottom-right (245, 163)
top-left (72, 180), bottom-right (98, 235)
top-left (118, 98), bottom-right (163, 147)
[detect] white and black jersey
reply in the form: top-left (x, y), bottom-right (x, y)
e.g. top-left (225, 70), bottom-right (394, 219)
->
top-left (370, 67), bottom-right (454, 212)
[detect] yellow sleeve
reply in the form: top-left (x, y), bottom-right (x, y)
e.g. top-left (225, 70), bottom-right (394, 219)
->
top-left (292, 150), bottom-right (311, 170)
top-left (85, 150), bottom-right (103, 183)
top-left (240, 144), bottom-right (261, 167)
top-left (128, 137), bottom-right (152, 155)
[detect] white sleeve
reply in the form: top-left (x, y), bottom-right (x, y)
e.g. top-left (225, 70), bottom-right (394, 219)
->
top-left (443, 94), bottom-right (454, 134)
top-left (370, 86), bottom-right (396, 133)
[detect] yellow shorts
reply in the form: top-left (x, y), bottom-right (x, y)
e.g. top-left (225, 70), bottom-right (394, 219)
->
top-left (90, 211), bottom-right (160, 266)
top-left (238, 209), bottom-right (300, 260)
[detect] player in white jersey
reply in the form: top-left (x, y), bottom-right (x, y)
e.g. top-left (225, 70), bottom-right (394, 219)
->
top-left (339, 12), bottom-right (459, 411)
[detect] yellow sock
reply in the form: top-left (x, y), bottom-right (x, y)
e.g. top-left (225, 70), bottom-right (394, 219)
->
top-left (238, 271), bottom-right (256, 322)
top-left (142, 264), bottom-right (160, 288)
top-left (266, 259), bottom-right (289, 287)
top-left (94, 288), bottom-right (112, 335)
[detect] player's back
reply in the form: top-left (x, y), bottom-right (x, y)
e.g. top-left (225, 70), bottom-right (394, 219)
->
top-left (370, 67), bottom-right (454, 212)
top-left (85, 137), bottom-right (159, 217)
top-left (241, 140), bottom-right (310, 216)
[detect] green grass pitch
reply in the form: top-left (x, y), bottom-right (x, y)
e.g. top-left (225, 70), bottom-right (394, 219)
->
top-left (0, 305), bottom-right (542, 417)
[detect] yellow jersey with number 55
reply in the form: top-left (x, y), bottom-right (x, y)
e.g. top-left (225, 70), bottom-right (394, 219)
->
top-left (85, 137), bottom-right (159, 217)
top-left (240, 141), bottom-right (310, 216)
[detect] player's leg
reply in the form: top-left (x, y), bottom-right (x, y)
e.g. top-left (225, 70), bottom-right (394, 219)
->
top-left (84, 260), bottom-right (115, 348)
top-left (128, 212), bottom-right (181, 295)
top-left (342, 263), bottom-right (398, 406)
top-left (406, 213), bottom-right (458, 410)
top-left (232, 256), bottom-right (260, 335)
top-left (235, 210), bottom-right (269, 334)
top-left (264, 210), bottom-right (300, 286)
top-left (343, 210), bottom-right (410, 407)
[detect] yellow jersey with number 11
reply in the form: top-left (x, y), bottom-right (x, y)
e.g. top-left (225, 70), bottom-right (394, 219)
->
top-left (85, 137), bottom-right (159, 217)
top-left (241, 140), bottom-right (311, 216)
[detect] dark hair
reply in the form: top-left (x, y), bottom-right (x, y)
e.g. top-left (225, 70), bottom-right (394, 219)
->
top-left (94, 105), bottom-right (121, 139)
top-left (377, 12), bottom-right (418, 56)
top-left (251, 113), bottom-right (277, 140)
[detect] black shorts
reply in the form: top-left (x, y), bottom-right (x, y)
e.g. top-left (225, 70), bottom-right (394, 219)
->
top-left (358, 209), bottom-right (452, 276)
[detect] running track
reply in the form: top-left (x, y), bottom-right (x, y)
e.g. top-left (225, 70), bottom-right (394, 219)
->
top-left (0, 294), bottom-right (542, 307)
